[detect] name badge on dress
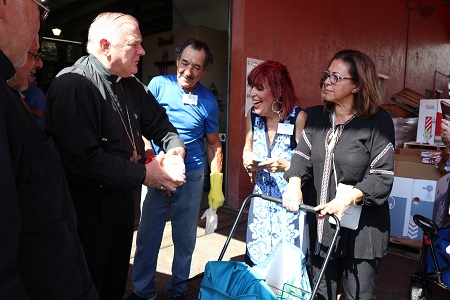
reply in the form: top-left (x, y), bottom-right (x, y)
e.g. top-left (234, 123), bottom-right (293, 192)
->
top-left (182, 93), bottom-right (198, 105)
top-left (277, 123), bottom-right (294, 135)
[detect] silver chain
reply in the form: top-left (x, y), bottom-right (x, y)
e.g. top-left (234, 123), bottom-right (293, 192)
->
top-left (99, 76), bottom-right (137, 151)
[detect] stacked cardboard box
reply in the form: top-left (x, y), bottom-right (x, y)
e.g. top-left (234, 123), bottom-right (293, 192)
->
top-left (388, 148), bottom-right (450, 241)
top-left (416, 99), bottom-right (448, 145)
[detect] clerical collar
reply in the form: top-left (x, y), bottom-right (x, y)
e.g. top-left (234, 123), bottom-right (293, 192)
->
top-left (88, 54), bottom-right (119, 82)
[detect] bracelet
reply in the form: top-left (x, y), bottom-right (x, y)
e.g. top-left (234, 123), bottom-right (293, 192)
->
top-left (145, 155), bottom-right (157, 164)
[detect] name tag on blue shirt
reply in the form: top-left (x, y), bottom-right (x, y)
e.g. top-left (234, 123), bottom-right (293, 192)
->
top-left (182, 93), bottom-right (198, 105)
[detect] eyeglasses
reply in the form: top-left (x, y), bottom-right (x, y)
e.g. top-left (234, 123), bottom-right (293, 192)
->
top-left (28, 51), bottom-right (42, 62)
top-left (32, 0), bottom-right (50, 21)
top-left (322, 70), bottom-right (352, 84)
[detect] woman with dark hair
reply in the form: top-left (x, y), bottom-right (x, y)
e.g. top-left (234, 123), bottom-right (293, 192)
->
top-left (242, 61), bottom-right (307, 272)
top-left (283, 50), bottom-right (395, 299)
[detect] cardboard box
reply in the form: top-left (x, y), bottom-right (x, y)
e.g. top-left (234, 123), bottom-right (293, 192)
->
top-left (392, 117), bottom-right (418, 149)
top-left (416, 99), bottom-right (447, 145)
top-left (388, 150), bottom-right (450, 241)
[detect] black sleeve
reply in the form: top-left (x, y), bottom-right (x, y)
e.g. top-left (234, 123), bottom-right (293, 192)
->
top-left (355, 109), bottom-right (395, 206)
top-left (0, 86), bottom-right (30, 299)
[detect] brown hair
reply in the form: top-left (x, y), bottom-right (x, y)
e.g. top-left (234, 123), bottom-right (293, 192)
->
top-left (324, 50), bottom-right (382, 117)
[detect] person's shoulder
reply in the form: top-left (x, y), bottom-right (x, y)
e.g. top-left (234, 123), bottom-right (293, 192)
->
top-left (372, 107), bottom-right (394, 127)
top-left (365, 107), bottom-right (393, 123)
top-left (196, 82), bottom-right (216, 101)
top-left (53, 57), bottom-right (92, 84)
top-left (149, 74), bottom-right (177, 86)
top-left (305, 105), bottom-right (325, 116)
top-left (375, 107), bottom-right (391, 118)
top-left (51, 70), bottom-right (89, 88)
top-left (25, 84), bottom-right (45, 98)
top-left (49, 64), bottom-right (96, 95)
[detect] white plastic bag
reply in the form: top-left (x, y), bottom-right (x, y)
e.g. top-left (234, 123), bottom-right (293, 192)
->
top-left (201, 207), bottom-right (218, 235)
top-left (252, 210), bottom-right (311, 299)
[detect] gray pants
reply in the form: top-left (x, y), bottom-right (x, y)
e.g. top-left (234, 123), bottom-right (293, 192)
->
top-left (311, 255), bottom-right (382, 300)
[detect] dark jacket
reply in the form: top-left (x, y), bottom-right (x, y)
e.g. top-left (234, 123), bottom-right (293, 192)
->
top-left (0, 51), bottom-right (98, 299)
top-left (45, 55), bottom-right (184, 189)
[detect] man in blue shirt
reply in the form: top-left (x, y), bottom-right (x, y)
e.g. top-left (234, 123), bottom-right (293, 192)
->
top-left (129, 38), bottom-right (224, 300)
top-left (23, 80), bottom-right (46, 128)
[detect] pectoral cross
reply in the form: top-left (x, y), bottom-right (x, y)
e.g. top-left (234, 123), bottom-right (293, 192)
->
top-left (130, 147), bottom-right (141, 163)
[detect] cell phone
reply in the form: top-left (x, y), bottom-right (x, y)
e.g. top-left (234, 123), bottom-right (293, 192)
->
top-left (257, 160), bottom-right (270, 166)
top-left (441, 100), bottom-right (450, 121)
top-left (251, 158), bottom-right (264, 164)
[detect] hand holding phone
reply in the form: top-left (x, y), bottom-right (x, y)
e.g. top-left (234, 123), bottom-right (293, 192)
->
top-left (251, 157), bottom-right (264, 164)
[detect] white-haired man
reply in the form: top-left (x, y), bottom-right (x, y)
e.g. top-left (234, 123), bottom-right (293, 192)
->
top-left (45, 12), bottom-right (186, 300)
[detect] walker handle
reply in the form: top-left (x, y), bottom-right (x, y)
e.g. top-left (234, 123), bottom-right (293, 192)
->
top-left (257, 194), bottom-right (319, 214)
top-left (413, 214), bottom-right (438, 235)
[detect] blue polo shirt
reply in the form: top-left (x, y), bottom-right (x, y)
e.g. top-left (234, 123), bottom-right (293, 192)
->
top-left (148, 74), bottom-right (219, 171)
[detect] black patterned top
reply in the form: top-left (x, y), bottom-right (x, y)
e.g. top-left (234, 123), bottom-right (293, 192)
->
top-left (284, 105), bottom-right (395, 259)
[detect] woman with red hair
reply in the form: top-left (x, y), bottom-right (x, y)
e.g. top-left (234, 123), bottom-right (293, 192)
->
top-left (242, 61), bottom-right (308, 291)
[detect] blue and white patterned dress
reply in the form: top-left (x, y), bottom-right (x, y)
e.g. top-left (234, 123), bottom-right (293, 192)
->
top-left (247, 106), bottom-right (305, 265)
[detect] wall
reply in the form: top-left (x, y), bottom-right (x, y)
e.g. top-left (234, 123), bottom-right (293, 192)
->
top-left (141, 26), bottom-right (228, 127)
top-left (173, 0), bottom-right (229, 31)
top-left (406, 3), bottom-right (450, 96)
top-left (227, 0), bottom-right (450, 208)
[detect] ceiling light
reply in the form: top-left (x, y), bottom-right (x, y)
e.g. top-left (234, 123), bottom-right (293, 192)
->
top-left (52, 28), bottom-right (62, 36)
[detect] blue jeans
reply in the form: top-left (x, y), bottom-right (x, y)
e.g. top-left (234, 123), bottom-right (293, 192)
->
top-left (132, 169), bottom-right (204, 298)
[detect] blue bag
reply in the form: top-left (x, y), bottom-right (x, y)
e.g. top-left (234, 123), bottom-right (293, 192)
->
top-left (426, 227), bottom-right (450, 286)
top-left (199, 261), bottom-right (277, 299)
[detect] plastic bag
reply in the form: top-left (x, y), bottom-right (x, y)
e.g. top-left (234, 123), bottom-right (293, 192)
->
top-left (252, 239), bottom-right (311, 299)
top-left (252, 210), bottom-right (312, 299)
top-left (201, 207), bottom-right (218, 235)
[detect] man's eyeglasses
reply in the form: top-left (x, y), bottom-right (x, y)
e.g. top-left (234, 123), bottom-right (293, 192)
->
top-left (28, 51), bottom-right (42, 62)
top-left (32, 0), bottom-right (50, 21)
top-left (322, 70), bottom-right (352, 84)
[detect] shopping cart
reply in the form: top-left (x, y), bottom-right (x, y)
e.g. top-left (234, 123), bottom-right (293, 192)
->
top-left (410, 214), bottom-right (450, 300)
top-left (171, 193), bottom-right (341, 299)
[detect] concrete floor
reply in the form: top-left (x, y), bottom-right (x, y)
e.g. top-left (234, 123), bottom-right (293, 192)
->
top-left (124, 197), bottom-right (450, 300)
